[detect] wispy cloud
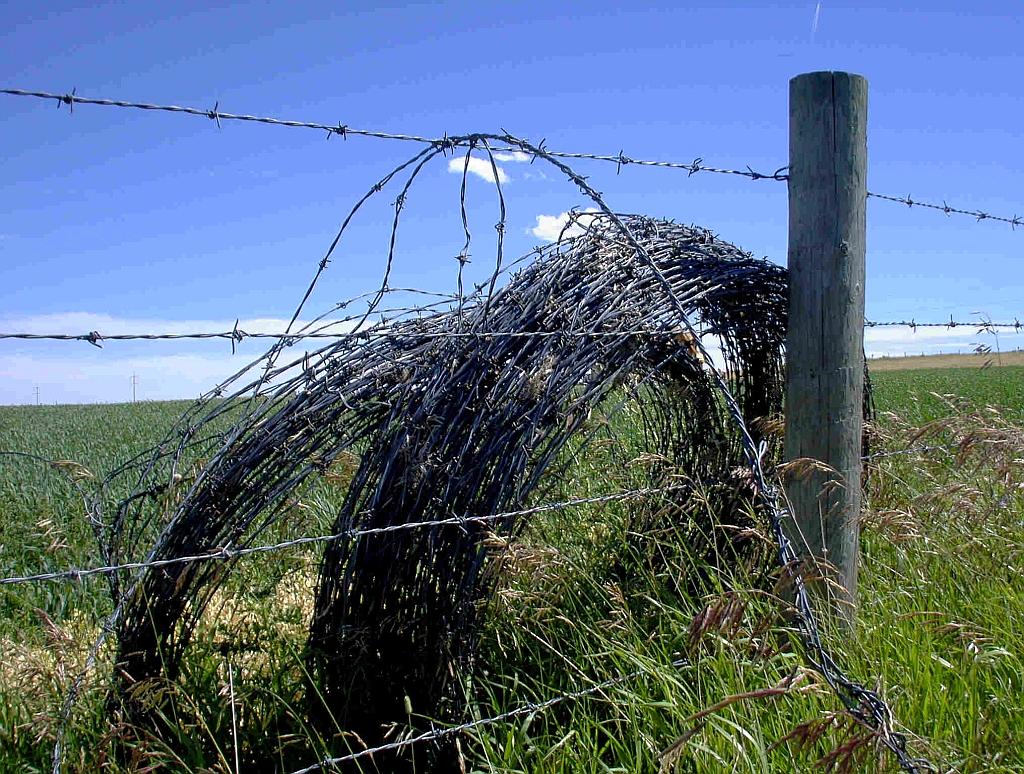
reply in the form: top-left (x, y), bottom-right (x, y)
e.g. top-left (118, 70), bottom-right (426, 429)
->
top-left (811, 1), bottom-right (822, 40)
top-left (446, 156), bottom-right (509, 184)
top-left (530, 208), bottom-right (601, 242)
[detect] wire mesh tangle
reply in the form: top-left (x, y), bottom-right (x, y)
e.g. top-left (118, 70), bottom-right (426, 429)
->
top-left (3, 86), bottom-right (1021, 229)
top-left (4, 124), bottom-right (933, 773)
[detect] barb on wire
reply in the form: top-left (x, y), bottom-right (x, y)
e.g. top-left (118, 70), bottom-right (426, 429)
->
top-left (867, 191), bottom-right (1022, 230)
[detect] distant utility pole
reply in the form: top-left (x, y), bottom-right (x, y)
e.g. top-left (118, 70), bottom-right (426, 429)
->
top-left (34, 385), bottom-right (40, 405)
top-left (131, 373), bottom-right (139, 403)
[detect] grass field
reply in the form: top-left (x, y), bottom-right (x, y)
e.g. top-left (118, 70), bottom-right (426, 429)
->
top-left (1, 365), bottom-right (1022, 772)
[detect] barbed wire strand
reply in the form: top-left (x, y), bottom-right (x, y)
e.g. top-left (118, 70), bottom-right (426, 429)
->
top-left (0, 440), bottom-right (964, 588)
top-left (2, 318), bottom-right (1022, 348)
top-left (0, 485), bottom-right (686, 586)
top-left (865, 318), bottom-right (1022, 331)
top-left (287, 657), bottom-right (692, 774)
top-left (0, 88), bottom-right (786, 182)
top-left (867, 191), bottom-right (1022, 230)
top-left (4, 87), bottom-right (1021, 230)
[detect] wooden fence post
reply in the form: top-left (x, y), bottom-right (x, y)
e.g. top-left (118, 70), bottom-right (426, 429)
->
top-left (784, 71), bottom-right (867, 625)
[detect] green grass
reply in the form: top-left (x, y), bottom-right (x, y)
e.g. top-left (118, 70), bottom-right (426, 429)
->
top-left (870, 364), bottom-right (1024, 424)
top-left (1, 366), bottom-right (1022, 773)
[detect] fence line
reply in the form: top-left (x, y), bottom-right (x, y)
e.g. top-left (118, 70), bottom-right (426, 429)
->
top-left (0, 84), bottom-right (949, 773)
top-left (865, 318), bottom-right (1022, 331)
top-left (2, 317), bottom-right (1021, 350)
top-left (0, 88), bottom-right (787, 182)
top-left (0, 328), bottom-right (734, 345)
top-left (4, 86), bottom-right (1020, 229)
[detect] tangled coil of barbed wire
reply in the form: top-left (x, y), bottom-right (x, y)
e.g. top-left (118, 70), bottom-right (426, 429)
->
top-left (95, 215), bottom-right (788, 769)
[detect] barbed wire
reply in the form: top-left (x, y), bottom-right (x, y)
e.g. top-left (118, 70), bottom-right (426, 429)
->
top-left (0, 485), bottom-right (686, 586)
top-left (866, 318), bottom-right (1022, 331)
top-left (0, 328), bottom-right (708, 347)
top-left (287, 657), bottom-right (692, 774)
top-left (4, 87), bottom-right (1021, 230)
top-left (0, 439), bottom-right (942, 770)
top-left (0, 88), bottom-right (786, 182)
top-left (420, 144), bottom-right (930, 772)
top-left (4, 318), bottom-right (1020, 349)
top-left (867, 191), bottom-right (1022, 230)
top-left (0, 438), bottom-right (971, 588)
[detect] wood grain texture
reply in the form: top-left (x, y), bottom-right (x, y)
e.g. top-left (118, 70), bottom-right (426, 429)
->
top-left (785, 71), bottom-right (868, 624)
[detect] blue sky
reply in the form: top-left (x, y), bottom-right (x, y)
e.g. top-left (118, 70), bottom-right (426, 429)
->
top-left (1, 1), bottom-right (1021, 404)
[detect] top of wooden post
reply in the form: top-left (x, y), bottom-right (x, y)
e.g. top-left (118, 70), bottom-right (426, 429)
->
top-left (790, 70), bottom-right (867, 85)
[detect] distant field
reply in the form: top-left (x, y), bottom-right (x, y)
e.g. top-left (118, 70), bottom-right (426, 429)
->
top-left (869, 363), bottom-right (1024, 424)
top-left (868, 349), bottom-right (1024, 371)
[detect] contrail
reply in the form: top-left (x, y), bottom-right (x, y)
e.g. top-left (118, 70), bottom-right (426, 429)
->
top-left (811, 1), bottom-right (822, 40)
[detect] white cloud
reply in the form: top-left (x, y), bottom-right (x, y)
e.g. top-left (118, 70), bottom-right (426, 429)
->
top-left (530, 208), bottom-right (601, 242)
top-left (446, 156), bottom-right (508, 184)
top-left (492, 151), bottom-right (531, 163)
